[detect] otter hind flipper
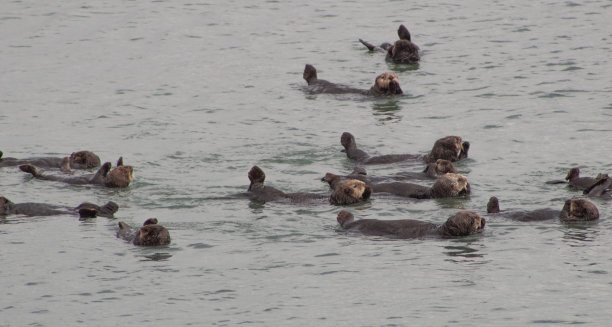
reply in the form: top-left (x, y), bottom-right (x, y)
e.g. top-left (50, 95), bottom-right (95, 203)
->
top-left (359, 39), bottom-right (377, 51)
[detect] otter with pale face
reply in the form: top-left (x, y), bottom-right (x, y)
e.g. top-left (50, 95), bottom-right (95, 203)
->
top-left (117, 218), bottom-right (171, 246)
top-left (336, 210), bottom-right (484, 238)
top-left (303, 64), bottom-right (402, 96)
top-left (359, 24), bottom-right (420, 64)
top-left (0, 196), bottom-right (118, 219)
top-left (340, 132), bottom-right (469, 165)
top-left (371, 173), bottom-right (470, 199)
top-left (0, 150), bottom-right (100, 169)
top-left (487, 196), bottom-right (599, 222)
top-left (19, 157), bottom-right (133, 188)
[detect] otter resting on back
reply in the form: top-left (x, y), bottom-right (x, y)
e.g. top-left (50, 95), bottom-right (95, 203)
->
top-left (117, 218), bottom-right (171, 246)
top-left (546, 167), bottom-right (600, 191)
top-left (370, 173), bottom-right (470, 199)
top-left (359, 24), bottom-right (420, 64)
top-left (486, 196), bottom-right (599, 222)
top-left (340, 132), bottom-right (469, 165)
top-left (336, 210), bottom-right (484, 239)
top-left (19, 157), bottom-right (133, 188)
top-left (303, 64), bottom-right (402, 96)
top-left (0, 196), bottom-right (118, 219)
top-left (0, 150), bottom-right (100, 169)
top-left (247, 166), bottom-right (371, 205)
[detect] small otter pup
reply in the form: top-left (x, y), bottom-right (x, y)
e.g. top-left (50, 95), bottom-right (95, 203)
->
top-left (117, 218), bottom-right (171, 246)
top-left (370, 173), bottom-right (470, 199)
top-left (247, 166), bottom-right (371, 205)
top-left (336, 210), bottom-right (484, 238)
top-left (19, 157), bottom-right (133, 188)
top-left (359, 24), bottom-right (420, 64)
top-left (486, 196), bottom-right (599, 222)
top-left (340, 132), bottom-right (469, 165)
top-left (303, 64), bottom-right (402, 96)
top-left (0, 196), bottom-right (118, 219)
top-left (0, 150), bottom-right (101, 169)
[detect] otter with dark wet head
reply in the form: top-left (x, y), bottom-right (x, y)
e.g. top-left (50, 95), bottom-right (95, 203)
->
top-left (369, 173), bottom-right (470, 199)
top-left (359, 24), bottom-right (420, 64)
top-left (340, 132), bottom-right (469, 164)
top-left (0, 150), bottom-right (100, 169)
top-left (303, 64), bottom-right (402, 96)
top-left (486, 196), bottom-right (599, 222)
top-left (0, 196), bottom-right (118, 219)
top-left (117, 218), bottom-right (171, 246)
top-left (336, 210), bottom-right (484, 238)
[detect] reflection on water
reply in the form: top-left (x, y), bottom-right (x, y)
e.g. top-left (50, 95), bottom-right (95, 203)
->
top-left (371, 98), bottom-right (401, 122)
top-left (561, 224), bottom-right (599, 247)
top-left (140, 252), bottom-right (173, 261)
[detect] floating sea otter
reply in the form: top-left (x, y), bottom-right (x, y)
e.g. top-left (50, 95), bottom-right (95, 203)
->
top-left (336, 210), bottom-right (484, 238)
top-left (247, 166), bottom-right (371, 205)
top-left (486, 196), bottom-right (599, 222)
top-left (359, 24), bottom-right (420, 64)
top-left (19, 157), bottom-right (133, 188)
top-left (0, 150), bottom-right (100, 170)
top-left (0, 196), bottom-right (118, 219)
top-left (303, 64), bottom-right (403, 96)
top-left (117, 218), bottom-right (171, 246)
top-left (340, 132), bottom-right (469, 164)
top-left (546, 167), bottom-right (600, 191)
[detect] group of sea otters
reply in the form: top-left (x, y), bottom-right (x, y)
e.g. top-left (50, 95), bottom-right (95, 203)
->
top-left (1, 25), bottom-right (608, 245)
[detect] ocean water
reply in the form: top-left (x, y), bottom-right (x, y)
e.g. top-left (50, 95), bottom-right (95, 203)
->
top-left (1, 0), bottom-right (612, 326)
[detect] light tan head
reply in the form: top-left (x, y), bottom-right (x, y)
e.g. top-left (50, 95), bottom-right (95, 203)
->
top-left (329, 179), bottom-right (372, 205)
top-left (430, 173), bottom-right (470, 198)
top-left (372, 73), bottom-right (403, 95)
top-left (105, 165), bottom-right (134, 188)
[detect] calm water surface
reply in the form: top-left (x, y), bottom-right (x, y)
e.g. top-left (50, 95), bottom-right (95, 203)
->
top-left (1, 0), bottom-right (612, 326)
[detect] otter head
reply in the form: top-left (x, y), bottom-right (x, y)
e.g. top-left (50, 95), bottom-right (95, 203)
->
top-left (425, 136), bottom-right (466, 163)
top-left (487, 196), bottom-right (501, 214)
top-left (329, 179), bottom-right (372, 205)
top-left (0, 196), bottom-right (14, 215)
top-left (560, 199), bottom-right (599, 222)
top-left (439, 211), bottom-right (485, 237)
top-left (248, 166), bottom-right (266, 191)
top-left (321, 173), bottom-right (341, 189)
top-left (105, 165), bottom-right (133, 188)
top-left (303, 64), bottom-right (318, 84)
top-left (565, 168), bottom-right (580, 181)
top-left (135, 221), bottom-right (171, 246)
top-left (424, 159), bottom-right (457, 177)
top-left (69, 151), bottom-right (101, 169)
top-left (340, 132), bottom-right (357, 151)
top-left (388, 39), bottom-right (420, 63)
top-left (336, 210), bottom-right (355, 228)
top-left (373, 73), bottom-right (403, 95)
top-left (430, 173), bottom-right (470, 198)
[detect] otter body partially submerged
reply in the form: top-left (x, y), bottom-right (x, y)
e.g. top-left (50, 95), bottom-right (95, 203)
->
top-left (117, 218), bottom-right (171, 246)
top-left (303, 64), bottom-right (402, 96)
top-left (337, 210), bottom-right (484, 239)
top-left (0, 196), bottom-right (118, 219)
top-left (359, 24), bottom-right (420, 64)
top-left (486, 196), bottom-right (599, 222)
top-left (0, 150), bottom-right (100, 169)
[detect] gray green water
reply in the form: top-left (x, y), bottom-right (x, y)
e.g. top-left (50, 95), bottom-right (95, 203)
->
top-left (1, 0), bottom-right (612, 326)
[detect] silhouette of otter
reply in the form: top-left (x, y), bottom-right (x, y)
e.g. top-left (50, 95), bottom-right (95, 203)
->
top-left (340, 132), bottom-right (469, 164)
top-left (336, 210), bottom-right (484, 238)
top-left (0, 196), bottom-right (118, 219)
top-left (247, 166), bottom-right (371, 205)
top-left (486, 196), bottom-right (599, 222)
top-left (369, 173), bottom-right (470, 199)
top-left (19, 157), bottom-right (133, 188)
top-left (303, 64), bottom-right (402, 96)
top-left (359, 24), bottom-right (420, 64)
top-left (546, 167), bottom-right (600, 191)
top-left (0, 150), bottom-right (100, 169)
top-left (117, 218), bottom-right (171, 246)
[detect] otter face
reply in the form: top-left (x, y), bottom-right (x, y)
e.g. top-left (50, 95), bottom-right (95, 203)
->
top-left (0, 196), bottom-right (14, 215)
top-left (440, 211), bottom-right (485, 237)
top-left (329, 179), bottom-right (372, 205)
top-left (70, 151), bottom-right (101, 169)
top-left (374, 73), bottom-right (402, 95)
top-left (136, 224), bottom-right (171, 246)
top-left (105, 165), bottom-right (133, 188)
top-left (560, 199), bottom-right (599, 222)
top-left (321, 173), bottom-right (341, 189)
top-left (340, 132), bottom-right (356, 149)
top-left (431, 173), bottom-right (470, 198)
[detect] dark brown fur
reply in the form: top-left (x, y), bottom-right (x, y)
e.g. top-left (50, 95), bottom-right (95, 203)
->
top-left (117, 219), bottom-right (171, 246)
top-left (303, 64), bottom-right (402, 96)
top-left (359, 24), bottom-right (420, 64)
top-left (372, 173), bottom-right (470, 199)
top-left (0, 196), bottom-right (118, 219)
top-left (0, 150), bottom-right (100, 169)
top-left (487, 196), bottom-right (599, 222)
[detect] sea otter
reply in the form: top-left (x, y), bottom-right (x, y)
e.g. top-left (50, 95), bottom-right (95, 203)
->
top-left (583, 174), bottom-right (612, 198)
top-left (369, 173), bottom-right (470, 199)
top-left (247, 166), bottom-right (371, 205)
top-left (303, 64), bottom-right (402, 96)
top-left (0, 150), bottom-right (100, 169)
top-left (486, 196), bottom-right (599, 222)
top-left (359, 24), bottom-right (420, 64)
top-left (117, 218), bottom-right (171, 246)
top-left (19, 157), bottom-right (133, 188)
top-left (336, 210), bottom-right (484, 238)
top-left (546, 167), bottom-right (600, 191)
top-left (0, 196), bottom-right (118, 219)
top-left (341, 132), bottom-right (469, 164)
